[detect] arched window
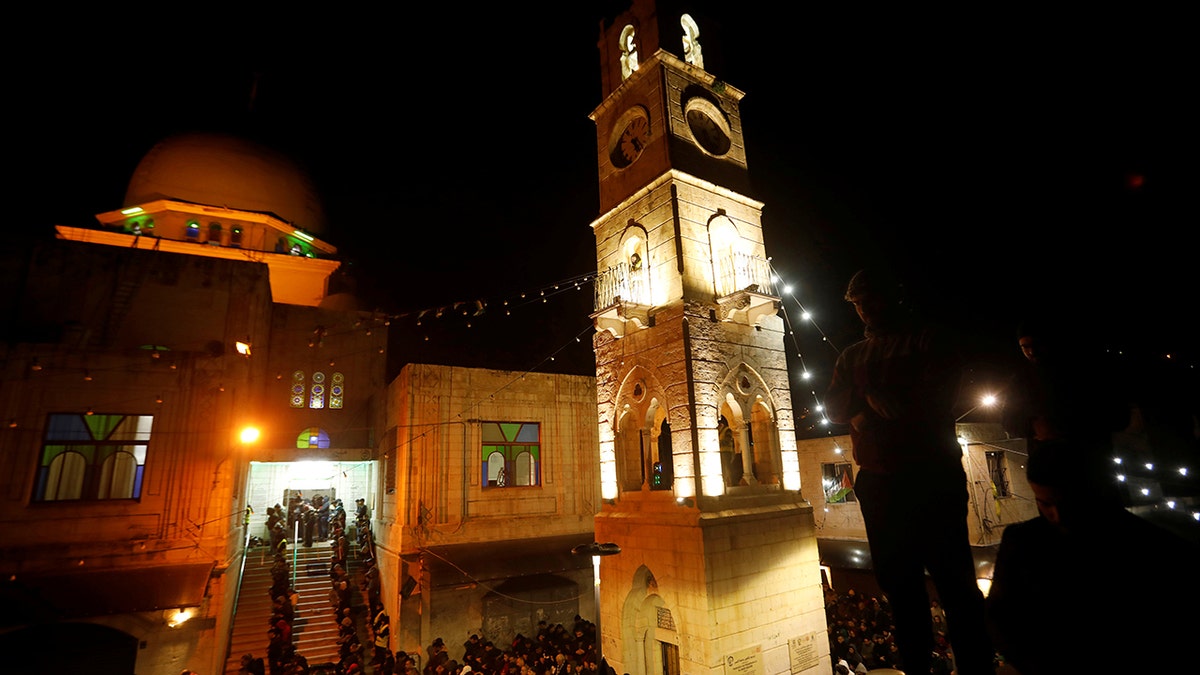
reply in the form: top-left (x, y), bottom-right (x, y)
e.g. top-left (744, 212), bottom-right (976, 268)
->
top-left (329, 372), bottom-right (344, 409)
top-left (97, 451), bottom-right (139, 499)
top-left (623, 234), bottom-right (650, 305)
top-left (296, 427), bottom-right (331, 449)
top-left (290, 371), bottom-right (306, 408)
top-left (618, 407), bottom-right (645, 491)
top-left (207, 222), bottom-right (222, 245)
top-left (719, 415), bottom-right (743, 487)
top-left (750, 400), bottom-right (779, 484)
top-left (310, 372), bottom-right (326, 409)
top-left (653, 417), bottom-right (673, 490)
top-left (709, 216), bottom-right (752, 296)
top-left (43, 451), bottom-right (86, 500)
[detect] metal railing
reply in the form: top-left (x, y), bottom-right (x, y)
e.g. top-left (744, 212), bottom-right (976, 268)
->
top-left (715, 252), bottom-right (775, 298)
top-left (593, 253), bottom-right (775, 311)
top-left (594, 262), bottom-right (650, 310)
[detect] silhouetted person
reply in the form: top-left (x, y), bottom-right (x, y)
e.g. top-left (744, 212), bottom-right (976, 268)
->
top-left (1001, 313), bottom-right (1127, 459)
top-left (986, 439), bottom-right (1200, 674)
top-left (825, 268), bottom-right (995, 675)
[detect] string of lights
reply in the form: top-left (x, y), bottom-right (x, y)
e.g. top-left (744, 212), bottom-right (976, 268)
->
top-left (768, 261), bottom-right (845, 436)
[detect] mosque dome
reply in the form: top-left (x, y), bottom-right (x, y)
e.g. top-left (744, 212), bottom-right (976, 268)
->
top-left (123, 131), bottom-right (327, 236)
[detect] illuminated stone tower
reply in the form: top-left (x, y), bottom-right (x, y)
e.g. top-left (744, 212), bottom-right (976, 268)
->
top-left (589, 3), bottom-right (830, 674)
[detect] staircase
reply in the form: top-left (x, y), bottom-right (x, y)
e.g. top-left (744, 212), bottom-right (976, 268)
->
top-left (224, 543), bottom-right (343, 673)
top-left (290, 543), bottom-right (342, 666)
top-left (224, 545), bottom-right (275, 673)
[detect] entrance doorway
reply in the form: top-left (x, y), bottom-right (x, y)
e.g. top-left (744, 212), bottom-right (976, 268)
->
top-left (245, 460), bottom-right (377, 542)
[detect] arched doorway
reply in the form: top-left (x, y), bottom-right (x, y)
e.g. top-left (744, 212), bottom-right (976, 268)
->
top-left (0, 622), bottom-right (137, 675)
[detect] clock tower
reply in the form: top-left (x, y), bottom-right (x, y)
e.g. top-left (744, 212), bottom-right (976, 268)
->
top-left (589, 2), bottom-right (830, 675)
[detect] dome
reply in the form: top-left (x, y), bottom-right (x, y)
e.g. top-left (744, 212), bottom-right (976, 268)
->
top-left (123, 132), bottom-right (327, 236)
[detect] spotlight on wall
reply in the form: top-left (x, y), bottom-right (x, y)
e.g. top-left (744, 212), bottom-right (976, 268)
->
top-left (166, 607), bottom-right (195, 628)
top-left (675, 496), bottom-right (695, 508)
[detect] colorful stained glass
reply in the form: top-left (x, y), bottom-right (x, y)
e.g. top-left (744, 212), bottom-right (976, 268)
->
top-left (480, 422), bottom-right (540, 488)
top-left (35, 413), bottom-right (151, 502)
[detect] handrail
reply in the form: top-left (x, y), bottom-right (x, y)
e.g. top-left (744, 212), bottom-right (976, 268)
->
top-left (223, 515), bottom-right (254, 668)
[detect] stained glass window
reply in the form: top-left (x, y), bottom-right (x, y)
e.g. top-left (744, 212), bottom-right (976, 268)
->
top-left (34, 413), bottom-right (152, 502)
top-left (290, 371), bottom-right (306, 408)
top-left (310, 371), bottom-right (326, 409)
top-left (481, 422), bottom-right (540, 488)
top-left (329, 372), bottom-right (344, 409)
top-left (296, 427), bottom-right (330, 449)
top-left (291, 371), bottom-right (345, 409)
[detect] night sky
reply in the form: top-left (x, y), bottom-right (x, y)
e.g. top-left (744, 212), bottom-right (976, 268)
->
top-left (11, 3), bottom-right (1196, 436)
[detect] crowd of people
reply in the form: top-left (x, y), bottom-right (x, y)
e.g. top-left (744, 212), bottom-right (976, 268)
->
top-left (826, 587), bottom-right (965, 675)
top-left (239, 494), bottom-right (375, 675)
top-left (376, 618), bottom-right (605, 675)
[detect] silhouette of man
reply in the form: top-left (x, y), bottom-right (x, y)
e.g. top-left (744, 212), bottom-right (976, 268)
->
top-left (825, 267), bottom-right (995, 675)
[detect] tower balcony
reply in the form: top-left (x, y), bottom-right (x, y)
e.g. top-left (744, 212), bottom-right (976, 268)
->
top-left (715, 253), bottom-right (779, 326)
top-left (592, 262), bottom-right (651, 338)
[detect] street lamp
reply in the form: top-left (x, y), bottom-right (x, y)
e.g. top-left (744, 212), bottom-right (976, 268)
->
top-left (956, 393), bottom-right (999, 422)
top-left (572, 542), bottom-right (621, 674)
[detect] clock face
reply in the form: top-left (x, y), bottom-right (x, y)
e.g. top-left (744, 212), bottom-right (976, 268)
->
top-left (684, 96), bottom-right (732, 156)
top-left (619, 117), bottom-right (650, 163)
top-left (609, 107), bottom-right (651, 169)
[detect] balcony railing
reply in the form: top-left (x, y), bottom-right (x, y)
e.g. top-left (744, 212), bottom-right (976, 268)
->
top-left (594, 262), bottom-right (650, 311)
top-left (716, 252), bottom-right (775, 298)
top-left (594, 253), bottom-right (776, 312)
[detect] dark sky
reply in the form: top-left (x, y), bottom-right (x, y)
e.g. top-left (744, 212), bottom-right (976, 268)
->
top-left (11, 3), bottom-right (1197, 429)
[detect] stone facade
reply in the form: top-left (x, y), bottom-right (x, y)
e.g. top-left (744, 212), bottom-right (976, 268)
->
top-left (588, 4), bottom-right (829, 674)
top-left (375, 364), bottom-right (601, 653)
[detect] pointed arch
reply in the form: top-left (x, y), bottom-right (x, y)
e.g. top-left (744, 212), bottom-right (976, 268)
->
top-left (715, 361), bottom-right (784, 488)
top-left (707, 213), bottom-right (752, 296)
top-left (614, 365), bottom-right (672, 494)
top-left (620, 224), bottom-right (652, 306)
top-left (621, 566), bottom-right (678, 675)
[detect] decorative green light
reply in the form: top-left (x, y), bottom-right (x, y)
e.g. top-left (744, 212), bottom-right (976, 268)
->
top-left (292, 230), bottom-right (314, 242)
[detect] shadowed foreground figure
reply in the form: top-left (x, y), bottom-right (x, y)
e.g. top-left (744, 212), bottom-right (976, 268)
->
top-left (825, 268), bottom-right (995, 675)
top-left (986, 440), bottom-right (1200, 674)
